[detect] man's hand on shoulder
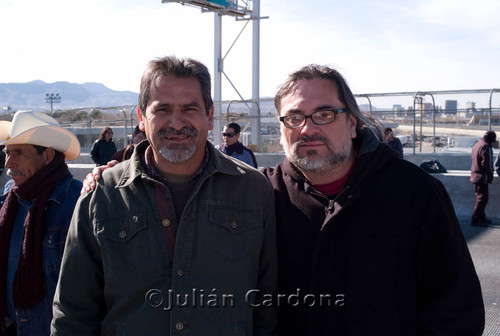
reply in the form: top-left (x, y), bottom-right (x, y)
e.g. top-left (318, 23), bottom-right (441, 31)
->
top-left (81, 160), bottom-right (118, 194)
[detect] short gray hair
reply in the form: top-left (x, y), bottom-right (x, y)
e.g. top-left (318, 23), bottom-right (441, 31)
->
top-left (138, 56), bottom-right (213, 116)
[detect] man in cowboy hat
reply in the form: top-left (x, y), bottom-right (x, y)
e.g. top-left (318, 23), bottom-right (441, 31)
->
top-left (0, 111), bottom-right (82, 336)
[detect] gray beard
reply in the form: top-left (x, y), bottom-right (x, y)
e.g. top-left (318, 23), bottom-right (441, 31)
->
top-left (287, 138), bottom-right (352, 174)
top-left (159, 144), bottom-right (197, 163)
top-left (157, 126), bottom-right (198, 163)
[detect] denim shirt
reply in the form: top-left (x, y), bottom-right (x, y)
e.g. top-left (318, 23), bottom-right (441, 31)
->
top-left (215, 143), bottom-right (257, 168)
top-left (1, 173), bottom-right (82, 336)
top-left (52, 141), bottom-right (277, 336)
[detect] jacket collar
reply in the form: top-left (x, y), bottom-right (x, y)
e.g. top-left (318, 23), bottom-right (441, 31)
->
top-left (47, 172), bottom-right (74, 204)
top-left (116, 140), bottom-right (250, 188)
top-left (2, 172), bottom-right (74, 205)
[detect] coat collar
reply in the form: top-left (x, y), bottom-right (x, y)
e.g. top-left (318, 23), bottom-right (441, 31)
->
top-left (116, 140), bottom-right (250, 188)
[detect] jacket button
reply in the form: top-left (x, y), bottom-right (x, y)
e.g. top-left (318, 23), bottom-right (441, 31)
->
top-left (177, 269), bottom-right (184, 276)
top-left (230, 220), bottom-right (238, 229)
top-left (132, 216), bottom-right (138, 222)
top-left (162, 219), bottom-right (171, 227)
top-left (175, 322), bottom-right (184, 330)
top-left (119, 230), bottom-right (127, 239)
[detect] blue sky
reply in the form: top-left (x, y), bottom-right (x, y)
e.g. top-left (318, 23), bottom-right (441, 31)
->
top-left (1, 0), bottom-right (499, 108)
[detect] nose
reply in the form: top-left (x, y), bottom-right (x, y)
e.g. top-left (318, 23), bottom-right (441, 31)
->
top-left (5, 154), bottom-right (15, 169)
top-left (167, 110), bottom-right (188, 130)
top-left (299, 116), bottom-right (321, 136)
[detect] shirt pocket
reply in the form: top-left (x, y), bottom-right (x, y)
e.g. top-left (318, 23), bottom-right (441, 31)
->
top-left (95, 210), bottom-right (151, 271)
top-left (42, 227), bottom-right (68, 291)
top-left (208, 204), bottom-right (261, 263)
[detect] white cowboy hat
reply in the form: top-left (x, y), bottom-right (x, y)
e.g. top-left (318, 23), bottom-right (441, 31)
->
top-left (0, 110), bottom-right (80, 161)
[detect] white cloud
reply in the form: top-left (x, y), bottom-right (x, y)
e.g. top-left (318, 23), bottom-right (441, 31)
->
top-left (415, 0), bottom-right (500, 31)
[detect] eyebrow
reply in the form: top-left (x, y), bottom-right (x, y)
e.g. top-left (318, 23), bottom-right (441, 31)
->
top-left (284, 105), bottom-right (338, 115)
top-left (151, 101), bottom-right (203, 110)
top-left (4, 148), bottom-right (22, 155)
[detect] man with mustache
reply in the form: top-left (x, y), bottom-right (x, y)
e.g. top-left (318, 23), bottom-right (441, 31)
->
top-left (51, 56), bottom-right (277, 335)
top-left (262, 64), bottom-right (484, 335)
top-left (0, 111), bottom-right (81, 336)
top-left (81, 64), bottom-right (485, 335)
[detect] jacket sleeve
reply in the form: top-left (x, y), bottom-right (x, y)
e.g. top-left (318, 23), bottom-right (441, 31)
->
top-left (483, 146), bottom-right (494, 183)
top-left (416, 180), bottom-right (484, 335)
top-left (51, 194), bottom-right (106, 335)
top-left (253, 181), bottom-right (278, 336)
top-left (90, 140), bottom-right (100, 165)
top-left (396, 138), bottom-right (404, 159)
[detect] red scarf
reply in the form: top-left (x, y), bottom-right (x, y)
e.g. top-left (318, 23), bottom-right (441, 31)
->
top-left (0, 153), bottom-right (68, 324)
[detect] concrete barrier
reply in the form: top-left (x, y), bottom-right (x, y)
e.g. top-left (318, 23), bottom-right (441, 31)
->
top-left (1, 151), bottom-right (497, 221)
top-left (254, 152), bottom-right (500, 220)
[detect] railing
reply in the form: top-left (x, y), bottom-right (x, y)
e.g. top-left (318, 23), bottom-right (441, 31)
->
top-left (3, 89), bottom-right (499, 154)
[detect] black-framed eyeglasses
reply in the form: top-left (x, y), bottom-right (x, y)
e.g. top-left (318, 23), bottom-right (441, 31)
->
top-left (279, 109), bottom-right (346, 129)
top-left (222, 132), bottom-right (237, 138)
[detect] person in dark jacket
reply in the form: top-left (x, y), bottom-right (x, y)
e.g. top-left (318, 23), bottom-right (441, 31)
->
top-left (470, 130), bottom-right (496, 226)
top-left (0, 111), bottom-right (82, 336)
top-left (261, 64), bottom-right (484, 336)
top-left (111, 125), bottom-right (146, 162)
top-left (215, 122), bottom-right (258, 168)
top-left (82, 64), bottom-right (486, 336)
top-left (383, 127), bottom-right (403, 159)
top-left (52, 56), bottom-right (277, 336)
top-left (90, 127), bottom-right (117, 166)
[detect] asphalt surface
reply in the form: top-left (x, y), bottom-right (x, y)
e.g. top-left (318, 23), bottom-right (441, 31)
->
top-left (0, 152), bottom-right (498, 334)
top-left (460, 215), bottom-right (500, 335)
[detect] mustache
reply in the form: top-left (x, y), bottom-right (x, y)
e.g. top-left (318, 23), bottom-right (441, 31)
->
top-left (293, 134), bottom-right (329, 145)
top-left (6, 168), bottom-right (24, 177)
top-left (158, 127), bottom-right (197, 138)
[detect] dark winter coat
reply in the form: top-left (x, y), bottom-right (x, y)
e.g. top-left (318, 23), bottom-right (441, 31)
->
top-left (90, 138), bottom-right (117, 166)
top-left (262, 129), bottom-right (484, 336)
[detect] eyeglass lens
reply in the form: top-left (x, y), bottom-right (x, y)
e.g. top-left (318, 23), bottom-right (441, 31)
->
top-left (282, 110), bottom-right (339, 128)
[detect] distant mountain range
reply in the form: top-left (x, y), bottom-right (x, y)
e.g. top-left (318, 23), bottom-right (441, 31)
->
top-left (0, 80), bottom-right (139, 111)
top-left (0, 80), bottom-right (378, 114)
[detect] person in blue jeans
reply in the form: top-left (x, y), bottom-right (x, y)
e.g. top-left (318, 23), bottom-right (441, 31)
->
top-left (0, 111), bottom-right (82, 336)
top-left (216, 122), bottom-right (258, 168)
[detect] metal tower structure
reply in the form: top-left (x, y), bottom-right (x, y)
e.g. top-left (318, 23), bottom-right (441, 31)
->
top-left (161, 0), bottom-right (267, 146)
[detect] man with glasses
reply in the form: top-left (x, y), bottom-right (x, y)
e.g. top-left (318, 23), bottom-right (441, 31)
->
top-left (81, 63), bottom-right (485, 335)
top-left (262, 64), bottom-right (484, 335)
top-left (216, 122), bottom-right (258, 168)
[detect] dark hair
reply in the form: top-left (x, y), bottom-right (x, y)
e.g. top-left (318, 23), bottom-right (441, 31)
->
top-left (138, 56), bottom-right (213, 116)
top-left (483, 130), bottom-right (497, 143)
top-left (32, 145), bottom-right (64, 160)
top-left (274, 64), bottom-right (380, 138)
top-left (99, 127), bottom-right (113, 140)
top-left (133, 125), bottom-right (144, 136)
top-left (384, 127), bottom-right (393, 135)
top-left (225, 122), bottom-right (241, 134)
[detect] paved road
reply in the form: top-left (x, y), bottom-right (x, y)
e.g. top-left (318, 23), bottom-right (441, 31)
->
top-left (0, 152), bottom-right (498, 334)
top-left (460, 216), bottom-right (500, 335)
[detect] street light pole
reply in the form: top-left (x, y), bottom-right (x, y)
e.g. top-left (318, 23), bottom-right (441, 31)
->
top-left (45, 93), bottom-right (61, 116)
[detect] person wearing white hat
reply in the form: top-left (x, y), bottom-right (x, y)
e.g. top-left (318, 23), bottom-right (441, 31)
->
top-left (0, 111), bottom-right (82, 336)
